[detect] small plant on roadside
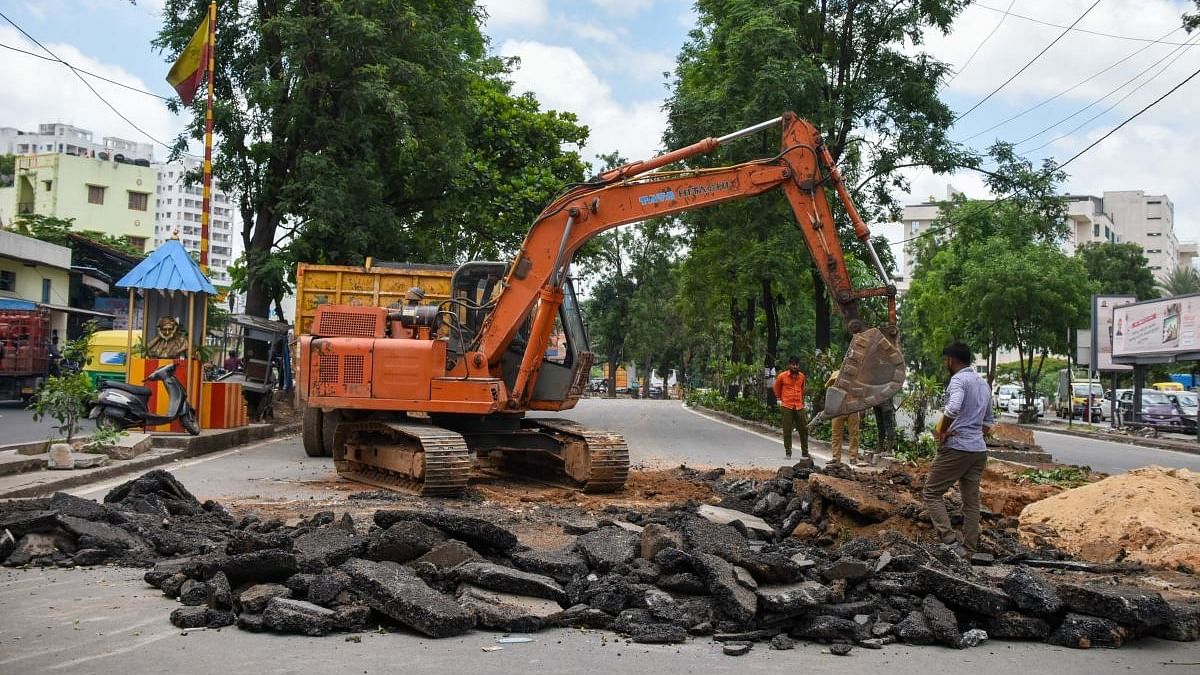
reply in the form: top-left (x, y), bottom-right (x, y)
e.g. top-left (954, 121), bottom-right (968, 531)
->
top-left (1017, 467), bottom-right (1090, 488)
top-left (892, 430), bottom-right (938, 465)
top-left (29, 372), bottom-right (95, 444)
top-left (81, 426), bottom-right (126, 454)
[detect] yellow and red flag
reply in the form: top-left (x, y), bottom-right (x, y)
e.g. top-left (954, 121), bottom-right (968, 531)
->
top-left (165, 14), bottom-right (211, 105)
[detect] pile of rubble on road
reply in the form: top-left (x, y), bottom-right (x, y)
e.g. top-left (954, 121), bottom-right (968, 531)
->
top-left (1, 465), bottom-right (1197, 655)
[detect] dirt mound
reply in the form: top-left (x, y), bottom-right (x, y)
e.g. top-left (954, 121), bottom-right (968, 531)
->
top-left (1019, 466), bottom-right (1200, 570)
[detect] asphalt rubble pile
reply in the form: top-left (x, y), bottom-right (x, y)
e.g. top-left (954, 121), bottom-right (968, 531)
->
top-left (1, 465), bottom-right (1198, 655)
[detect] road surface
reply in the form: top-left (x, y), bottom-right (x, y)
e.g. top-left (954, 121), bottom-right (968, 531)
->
top-left (1, 398), bottom-right (1197, 673)
top-left (0, 402), bottom-right (95, 445)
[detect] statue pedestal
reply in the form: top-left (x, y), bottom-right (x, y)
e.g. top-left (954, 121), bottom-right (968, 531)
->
top-left (127, 357), bottom-right (249, 432)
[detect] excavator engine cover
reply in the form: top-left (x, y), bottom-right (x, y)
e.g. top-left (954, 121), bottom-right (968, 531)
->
top-left (824, 328), bottom-right (905, 417)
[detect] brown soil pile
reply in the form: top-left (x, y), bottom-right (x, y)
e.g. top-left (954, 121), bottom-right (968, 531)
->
top-left (1020, 466), bottom-right (1200, 570)
top-left (470, 466), bottom-right (774, 510)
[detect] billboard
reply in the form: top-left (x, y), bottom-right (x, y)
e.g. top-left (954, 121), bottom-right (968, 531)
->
top-left (1112, 293), bottom-right (1200, 359)
top-left (1092, 295), bottom-right (1135, 371)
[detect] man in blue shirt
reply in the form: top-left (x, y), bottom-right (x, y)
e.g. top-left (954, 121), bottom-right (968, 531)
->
top-left (925, 341), bottom-right (993, 558)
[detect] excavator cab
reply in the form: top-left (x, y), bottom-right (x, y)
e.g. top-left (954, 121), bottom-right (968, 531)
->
top-left (449, 262), bottom-right (592, 408)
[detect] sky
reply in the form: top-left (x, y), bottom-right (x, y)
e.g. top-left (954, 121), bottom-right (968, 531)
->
top-left (2, 0), bottom-right (1200, 264)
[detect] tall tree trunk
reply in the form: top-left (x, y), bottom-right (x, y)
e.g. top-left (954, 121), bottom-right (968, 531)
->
top-left (762, 277), bottom-right (780, 404)
top-left (728, 296), bottom-right (743, 399)
top-left (642, 353), bottom-right (652, 399)
top-left (606, 351), bottom-right (620, 398)
top-left (813, 267), bottom-right (830, 351)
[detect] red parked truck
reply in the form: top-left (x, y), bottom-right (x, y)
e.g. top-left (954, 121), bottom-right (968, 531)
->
top-left (0, 305), bottom-right (51, 402)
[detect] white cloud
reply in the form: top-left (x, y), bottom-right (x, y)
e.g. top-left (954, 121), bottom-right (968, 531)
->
top-left (898, 0), bottom-right (1200, 245)
top-left (500, 39), bottom-right (666, 167)
top-left (590, 0), bottom-right (653, 16)
top-left (569, 23), bottom-right (622, 45)
top-left (479, 0), bottom-right (549, 28)
top-left (0, 26), bottom-right (181, 158)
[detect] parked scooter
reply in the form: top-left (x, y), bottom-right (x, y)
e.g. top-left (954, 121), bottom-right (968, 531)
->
top-left (89, 363), bottom-right (200, 435)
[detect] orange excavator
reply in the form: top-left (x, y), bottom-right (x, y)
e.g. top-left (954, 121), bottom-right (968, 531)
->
top-left (298, 112), bottom-right (905, 497)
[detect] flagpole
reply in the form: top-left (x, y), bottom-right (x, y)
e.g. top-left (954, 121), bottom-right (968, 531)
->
top-left (200, 0), bottom-right (216, 275)
top-left (198, 1), bottom-right (216, 427)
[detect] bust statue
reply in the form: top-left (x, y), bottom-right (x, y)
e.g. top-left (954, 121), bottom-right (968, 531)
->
top-left (146, 316), bottom-right (189, 359)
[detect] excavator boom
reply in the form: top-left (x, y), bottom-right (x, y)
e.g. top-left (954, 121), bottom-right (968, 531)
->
top-left (478, 112), bottom-right (904, 417)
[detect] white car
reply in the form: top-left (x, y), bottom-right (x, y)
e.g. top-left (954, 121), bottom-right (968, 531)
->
top-left (995, 384), bottom-right (1021, 412)
top-left (1005, 392), bottom-right (1044, 418)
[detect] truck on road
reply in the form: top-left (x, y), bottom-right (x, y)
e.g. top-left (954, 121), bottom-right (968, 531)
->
top-left (1056, 370), bottom-right (1104, 421)
top-left (0, 304), bottom-right (51, 402)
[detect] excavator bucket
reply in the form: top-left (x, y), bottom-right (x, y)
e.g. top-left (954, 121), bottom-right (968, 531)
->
top-left (823, 328), bottom-right (906, 417)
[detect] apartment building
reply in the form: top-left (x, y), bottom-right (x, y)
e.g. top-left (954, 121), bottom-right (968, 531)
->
top-left (0, 123), bottom-right (153, 162)
top-left (9, 153), bottom-right (157, 251)
top-left (152, 158), bottom-right (237, 285)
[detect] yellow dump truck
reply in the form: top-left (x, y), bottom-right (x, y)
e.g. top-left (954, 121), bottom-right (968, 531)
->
top-left (294, 260), bottom-right (456, 334)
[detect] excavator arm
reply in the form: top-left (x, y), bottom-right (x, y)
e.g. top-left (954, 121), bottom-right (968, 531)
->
top-left (475, 112), bottom-right (905, 417)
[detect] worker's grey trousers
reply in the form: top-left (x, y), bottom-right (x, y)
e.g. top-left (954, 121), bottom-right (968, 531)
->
top-left (922, 447), bottom-right (988, 552)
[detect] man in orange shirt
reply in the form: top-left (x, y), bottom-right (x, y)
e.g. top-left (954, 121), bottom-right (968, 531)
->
top-left (773, 355), bottom-right (809, 458)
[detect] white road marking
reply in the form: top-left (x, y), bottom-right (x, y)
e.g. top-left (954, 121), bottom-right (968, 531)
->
top-left (682, 405), bottom-right (832, 462)
top-left (0, 615), bottom-right (163, 667)
top-left (45, 629), bottom-right (178, 671)
top-left (71, 435), bottom-right (291, 497)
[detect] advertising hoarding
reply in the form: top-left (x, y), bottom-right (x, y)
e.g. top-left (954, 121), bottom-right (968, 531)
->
top-left (1112, 293), bottom-right (1200, 359)
top-left (1092, 295), bottom-right (1135, 371)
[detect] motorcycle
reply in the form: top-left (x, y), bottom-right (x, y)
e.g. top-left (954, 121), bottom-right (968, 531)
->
top-left (89, 363), bottom-right (200, 435)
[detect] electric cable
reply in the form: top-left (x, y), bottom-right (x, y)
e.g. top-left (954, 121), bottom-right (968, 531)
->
top-left (954, 0), bottom-right (1104, 123)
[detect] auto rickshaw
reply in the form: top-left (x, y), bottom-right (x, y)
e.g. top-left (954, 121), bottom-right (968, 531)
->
top-left (84, 329), bottom-right (130, 388)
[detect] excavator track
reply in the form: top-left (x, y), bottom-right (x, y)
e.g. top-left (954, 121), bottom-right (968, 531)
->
top-left (333, 420), bottom-right (471, 497)
top-left (520, 418), bottom-right (630, 493)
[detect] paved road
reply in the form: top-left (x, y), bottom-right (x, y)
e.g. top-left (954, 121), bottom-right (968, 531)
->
top-left (1029, 427), bottom-right (1200, 475)
top-left (1, 398), bottom-right (1198, 673)
top-left (0, 402), bottom-right (95, 445)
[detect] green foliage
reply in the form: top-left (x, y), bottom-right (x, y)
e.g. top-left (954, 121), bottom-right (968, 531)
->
top-left (29, 372), bottom-right (94, 443)
top-left (156, 0), bottom-right (586, 317)
top-left (899, 374), bottom-right (943, 436)
top-left (892, 431), bottom-right (939, 466)
top-left (0, 153), bottom-right (13, 186)
top-left (1158, 266), bottom-right (1200, 297)
top-left (686, 388), bottom-right (781, 428)
top-left (903, 146), bottom-right (1076, 383)
top-left (81, 427), bottom-right (126, 454)
top-left (1018, 467), bottom-right (1090, 489)
top-left (665, 0), bottom-right (973, 384)
top-left (1076, 242), bottom-right (1157, 300)
top-left (1187, 2), bottom-right (1200, 32)
top-left (14, 213), bottom-right (145, 257)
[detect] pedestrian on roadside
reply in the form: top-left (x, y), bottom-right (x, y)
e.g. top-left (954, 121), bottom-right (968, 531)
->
top-left (825, 369), bottom-right (862, 466)
top-left (924, 341), bottom-right (993, 558)
top-left (773, 355), bottom-right (809, 459)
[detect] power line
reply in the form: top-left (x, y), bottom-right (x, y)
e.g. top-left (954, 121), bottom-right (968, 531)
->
top-left (955, 0), bottom-right (1104, 123)
top-left (0, 41), bottom-right (170, 101)
top-left (973, 2), bottom-right (1195, 46)
top-left (0, 10), bottom-right (178, 152)
top-left (958, 25), bottom-right (1183, 143)
top-left (940, 0), bottom-right (1015, 91)
top-left (897, 58), bottom-right (1200, 246)
top-left (1057, 62), bottom-right (1200, 168)
top-left (1015, 30), bottom-right (1199, 149)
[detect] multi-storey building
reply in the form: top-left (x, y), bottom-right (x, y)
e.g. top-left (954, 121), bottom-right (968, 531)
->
top-left (0, 123), bottom-right (153, 162)
top-left (1100, 191), bottom-right (1179, 275)
top-left (9, 153), bottom-right (158, 252)
top-left (898, 187), bottom-right (1191, 281)
top-left (152, 157), bottom-right (237, 285)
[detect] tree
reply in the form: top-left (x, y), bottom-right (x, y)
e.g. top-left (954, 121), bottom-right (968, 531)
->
top-left (903, 143), bottom-right (1069, 381)
top-left (156, 1), bottom-right (587, 318)
top-left (1076, 242), bottom-right (1157, 300)
top-left (584, 273), bottom-right (635, 396)
top-left (0, 154), bottom-right (13, 187)
top-left (1158, 265), bottom-right (1200, 297)
top-left (14, 213), bottom-right (146, 257)
top-left (958, 240), bottom-right (1094, 422)
top-left (665, 0), bottom-right (975, 371)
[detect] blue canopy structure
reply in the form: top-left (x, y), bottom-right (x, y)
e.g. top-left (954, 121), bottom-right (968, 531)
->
top-left (115, 240), bottom-right (216, 294)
